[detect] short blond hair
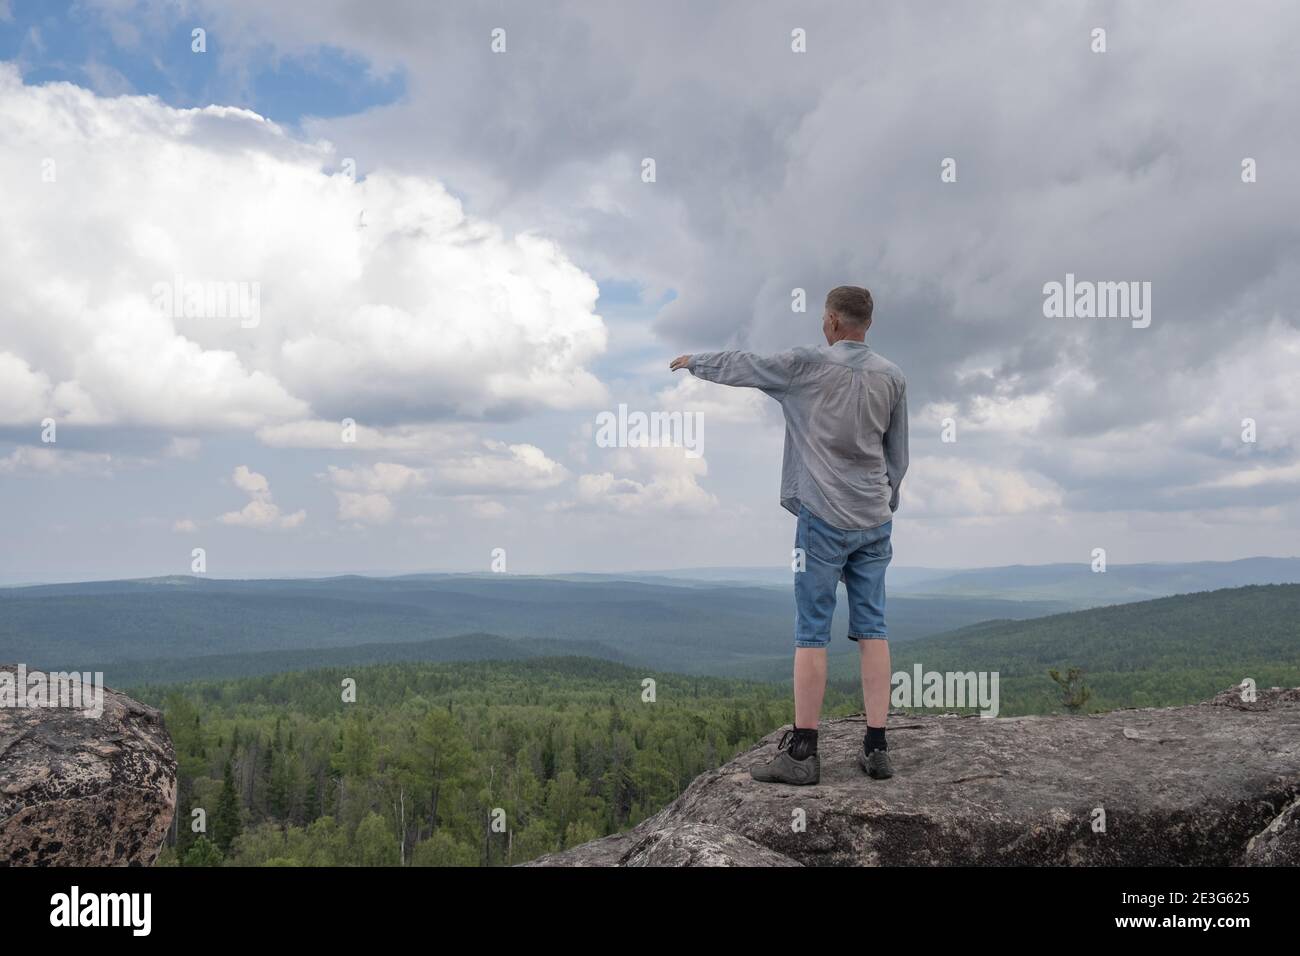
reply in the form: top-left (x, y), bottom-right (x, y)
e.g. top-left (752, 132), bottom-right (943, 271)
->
top-left (826, 286), bottom-right (873, 327)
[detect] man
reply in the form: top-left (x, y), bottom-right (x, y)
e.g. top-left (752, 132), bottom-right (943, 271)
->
top-left (669, 286), bottom-right (907, 784)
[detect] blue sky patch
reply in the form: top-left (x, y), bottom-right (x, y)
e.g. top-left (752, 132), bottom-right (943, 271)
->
top-left (0, 0), bottom-right (404, 123)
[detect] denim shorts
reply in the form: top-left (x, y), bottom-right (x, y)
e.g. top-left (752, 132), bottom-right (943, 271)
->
top-left (794, 504), bottom-right (892, 648)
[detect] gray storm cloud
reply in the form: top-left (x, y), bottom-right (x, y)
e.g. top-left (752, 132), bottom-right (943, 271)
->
top-left (156, 0), bottom-right (1300, 515)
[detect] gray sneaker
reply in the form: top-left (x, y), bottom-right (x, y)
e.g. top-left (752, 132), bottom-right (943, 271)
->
top-left (750, 730), bottom-right (820, 785)
top-left (858, 747), bottom-right (894, 779)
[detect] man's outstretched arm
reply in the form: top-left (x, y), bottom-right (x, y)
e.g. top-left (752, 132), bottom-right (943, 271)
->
top-left (668, 350), bottom-right (796, 400)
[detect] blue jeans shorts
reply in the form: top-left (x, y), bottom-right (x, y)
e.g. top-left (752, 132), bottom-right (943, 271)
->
top-left (794, 505), bottom-right (892, 648)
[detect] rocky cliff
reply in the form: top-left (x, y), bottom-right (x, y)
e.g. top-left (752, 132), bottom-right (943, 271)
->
top-left (529, 685), bottom-right (1300, 866)
top-left (1, 664), bottom-right (176, 866)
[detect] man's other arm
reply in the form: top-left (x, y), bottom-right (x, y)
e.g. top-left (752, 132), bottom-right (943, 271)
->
top-left (883, 382), bottom-right (908, 512)
top-left (669, 350), bottom-right (797, 400)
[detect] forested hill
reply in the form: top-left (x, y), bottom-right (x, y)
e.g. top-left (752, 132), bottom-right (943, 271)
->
top-left (878, 583), bottom-right (1300, 714)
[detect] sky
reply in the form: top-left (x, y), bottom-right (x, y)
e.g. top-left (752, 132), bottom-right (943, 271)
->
top-left (0, 0), bottom-right (1297, 582)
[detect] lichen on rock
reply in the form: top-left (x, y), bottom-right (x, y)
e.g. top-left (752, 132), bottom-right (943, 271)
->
top-left (1, 664), bottom-right (176, 866)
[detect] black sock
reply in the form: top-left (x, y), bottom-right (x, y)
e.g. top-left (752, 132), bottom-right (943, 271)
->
top-left (864, 725), bottom-right (887, 753)
top-left (789, 726), bottom-right (818, 760)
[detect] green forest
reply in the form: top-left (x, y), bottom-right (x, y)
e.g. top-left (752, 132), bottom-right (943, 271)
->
top-left (120, 584), bottom-right (1300, 866)
top-left (137, 658), bottom-right (860, 867)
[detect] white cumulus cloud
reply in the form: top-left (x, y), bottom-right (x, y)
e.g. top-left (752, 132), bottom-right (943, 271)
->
top-left (904, 457), bottom-right (1063, 519)
top-left (218, 465), bottom-right (306, 529)
top-left (0, 65), bottom-right (608, 431)
top-left (325, 462), bottom-right (429, 495)
top-left (433, 440), bottom-right (569, 493)
top-left (334, 491), bottom-right (396, 526)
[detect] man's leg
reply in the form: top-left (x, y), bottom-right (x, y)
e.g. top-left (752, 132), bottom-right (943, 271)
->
top-left (750, 507), bottom-right (842, 785)
top-left (791, 506), bottom-right (843, 738)
top-left (794, 646), bottom-right (828, 729)
top-left (859, 638), bottom-right (890, 727)
top-left (844, 520), bottom-right (895, 777)
top-left (748, 639), bottom-right (825, 783)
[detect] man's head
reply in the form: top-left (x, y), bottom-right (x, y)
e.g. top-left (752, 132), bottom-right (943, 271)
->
top-left (822, 286), bottom-right (873, 344)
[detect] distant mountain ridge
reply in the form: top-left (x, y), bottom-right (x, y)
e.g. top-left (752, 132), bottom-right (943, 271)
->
top-left (529, 557), bottom-right (1300, 603)
top-left (891, 556), bottom-right (1300, 606)
top-left (4, 561), bottom-right (1296, 690)
top-left (0, 573), bottom-right (1065, 682)
top-left (8, 555), bottom-right (1295, 602)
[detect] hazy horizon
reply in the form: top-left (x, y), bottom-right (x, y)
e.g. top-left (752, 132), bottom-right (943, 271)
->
top-left (4, 553), bottom-right (1300, 589)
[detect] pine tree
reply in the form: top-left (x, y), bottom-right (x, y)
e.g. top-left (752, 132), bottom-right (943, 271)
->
top-left (183, 836), bottom-right (224, 867)
top-left (212, 759), bottom-right (243, 852)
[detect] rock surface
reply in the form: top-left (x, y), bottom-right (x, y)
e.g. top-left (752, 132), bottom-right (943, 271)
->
top-left (1, 664), bottom-right (176, 866)
top-left (528, 686), bottom-right (1300, 867)
top-left (1242, 795), bottom-right (1300, 866)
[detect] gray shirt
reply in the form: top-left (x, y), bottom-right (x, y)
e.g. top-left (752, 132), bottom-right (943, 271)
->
top-left (687, 341), bottom-right (908, 530)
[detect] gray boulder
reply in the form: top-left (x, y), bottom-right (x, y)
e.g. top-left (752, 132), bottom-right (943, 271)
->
top-left (1, 664), bottom-right (176, 866)
top-left (529, 685), bottom-right (1300, 867)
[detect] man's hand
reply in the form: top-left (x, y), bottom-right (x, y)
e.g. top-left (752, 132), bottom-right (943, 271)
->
top-left (669, 354), bottom-right (691, 371)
